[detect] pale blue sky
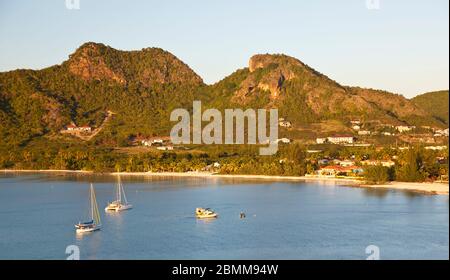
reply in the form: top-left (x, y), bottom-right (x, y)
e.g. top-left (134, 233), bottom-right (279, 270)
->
top-left (0, 0), bottom-right (448, 97)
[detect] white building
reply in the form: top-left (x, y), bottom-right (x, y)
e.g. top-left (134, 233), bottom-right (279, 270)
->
top-left (79, 125), bottom-right (92, 132)
top-left (361, 160), bottom-right (395, 167)
top-left (157, 146), bottom-right (174, 151)
top-left (396, 126), bottom-right (415, 133)
top-left (335, 159), bottom-right (356, 167)
top-left (424, 146), bottom-right (447, 151)
top-left (434, 128), bottom-right (449, 137)
top-left (279, 121), bottom-right (292, 128)
top-left (316, 138), bottom-right (327, 144)
top-left (276, 138), bottom-right (291, 144)
top-left (327, 135), bottom-right (355, 144)
top-left (358, 130), bottom-right (371, 136)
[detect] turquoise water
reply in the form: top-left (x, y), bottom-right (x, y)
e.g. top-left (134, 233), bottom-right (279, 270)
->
top-left (0, 173), bottom-right (448, 260)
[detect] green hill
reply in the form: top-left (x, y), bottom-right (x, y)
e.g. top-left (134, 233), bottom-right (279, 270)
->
top-left (411, 90), bottom-right (449, 125)
top-left (0, 43), bottom-right (447, 151)
top-left (204, 53), bottom-right (443, 128)
top-left (0, 42), bottom-right (204, 147)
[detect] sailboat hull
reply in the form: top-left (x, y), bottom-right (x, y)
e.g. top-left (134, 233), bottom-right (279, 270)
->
top-left (105, 203), bottom-right (133, 212)
top-left (105, 177), bottom-right (133, 212)
top-left (75, 225), bottom-right (101, 233)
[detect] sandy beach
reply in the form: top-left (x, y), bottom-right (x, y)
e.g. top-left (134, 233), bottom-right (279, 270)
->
top-left (3, 169), bottom-right (448, 195)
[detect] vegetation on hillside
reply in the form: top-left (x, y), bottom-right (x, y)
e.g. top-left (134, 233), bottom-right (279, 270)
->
top-left (412, 90), bottom-right (449, 125)
top-left (0, 43), bottom-right (448, 183)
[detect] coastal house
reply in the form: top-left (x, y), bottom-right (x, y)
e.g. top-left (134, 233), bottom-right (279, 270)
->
top-left (350, 120), bottom-right (361, 125)
top-left (65, 124), bottom-right (91, 133)
top-left (276, 138), bottom-right (291, 144)
top-left (141, 140), bottom-right (151, 147)
top-left (358, 130), bottom-right (371, 136)
top-left (396, 126), bottom-right (415, 133)
top-left (382, 132), bottom-right (393, 136)
top-left (424, 146), bottom-right (447, 151)
top-left (157, 146), bottom-right (174, 151)
top-left (318, 159), bottom-right (330, 165)
top-left (361, 160), bottom-right (395, 167)
top-left (279, 120), bottom-right (292, 128)
top-left (317, 165), bottom-right (363, 177)
top-left (307, 149), bottom-right (323, 153)
top-left (79, 125), bottom-right (92, 132)
top-left (327, 135), bottom-right (355, 144)
top-left (434, 128), bottom-right (449, 137)
top-left (141, 136), bottom-right (171, 147)
top-left (66, 124), bottom-right (77, 131)
top-left (316, 137), bottom-right (327, 144)
top-left (334, 159), bottom-right (356, 167)
top-left (352, 125), bottom-right (361, 131)
top-left (202, 162), bottom-right (221, 172)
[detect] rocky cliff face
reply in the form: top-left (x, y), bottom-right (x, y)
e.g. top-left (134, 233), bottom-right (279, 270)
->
top-left (219, 53), bottom-right (443, 127)
top-left (65, 42), bottom-right (203, 87)
top-left (67, 43), bottom-right (126, 84)
top-left (234, 54), bottom-right (301, 101)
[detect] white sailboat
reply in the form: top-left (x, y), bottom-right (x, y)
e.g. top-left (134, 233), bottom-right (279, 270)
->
top-left (75, 184), bottom-right (101, 233)
top-left (105, 176), bottom-right (133, 212)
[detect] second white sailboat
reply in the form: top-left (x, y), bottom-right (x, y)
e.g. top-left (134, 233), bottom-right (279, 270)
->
top-left (105, 176), bottom-right (133, 212)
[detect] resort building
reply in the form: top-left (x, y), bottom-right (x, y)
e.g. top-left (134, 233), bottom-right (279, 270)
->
top-left (327, 135), bottom-right (355, 144)
top-left (141, 137), bottom-right (171, 147)
top-left (318, 159), bottom-right (330, 165)
top-left (65, 124), bottom-right (91, 132)
top-left (334, 159), bottom-right (356, 167)
top-left (434, 128), bottom-right (449, 137)
top-left (361, 160), bottom-right (395, 167)
top-left (279, 121), bottom-right (292, 128)
top-left (79, 125), bottom-right (92, 132)
top-left (66, 124), bottom-right (77, 131)
top-left (358, 130), bottom-right (371, 136)
top-left (276, 138), bottom-right (291, 144)
top-left (396, 126), bottom-right (415, 133)
top-left (424, 146), bottom-right (448, 151)
top-left (317, 165), bottom-right (363, 177)
top-left (156, 146), bottom-right (174, 151)
top-left (316, 137), bottom-right (327, 144)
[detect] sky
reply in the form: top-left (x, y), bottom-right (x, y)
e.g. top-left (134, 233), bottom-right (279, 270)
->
top-left (0, 0), bottom-right (448, 98)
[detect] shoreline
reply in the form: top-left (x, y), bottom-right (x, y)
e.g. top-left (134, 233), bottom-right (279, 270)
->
top-left (2, 169), bottom-right (448, 195)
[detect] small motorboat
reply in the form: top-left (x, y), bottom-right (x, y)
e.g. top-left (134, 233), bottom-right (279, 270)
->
top-left (75, 184), bottom-right (101, 234)
top-left (195, 207), bottom-right (218, 219)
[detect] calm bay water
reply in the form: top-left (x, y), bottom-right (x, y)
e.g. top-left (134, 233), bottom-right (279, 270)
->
top-left (0, 173), bottom-right (448, 260)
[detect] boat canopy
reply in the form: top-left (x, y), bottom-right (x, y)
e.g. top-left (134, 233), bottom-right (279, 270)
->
top-left (79, 220), bottom-right (94, 226)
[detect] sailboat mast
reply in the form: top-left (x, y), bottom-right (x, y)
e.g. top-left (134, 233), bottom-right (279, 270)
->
top-left (118, 176), bottom-right (122, 203)
top-left (90, 184), bottom-right (94, 221)
top-left (93, 187), bottom-right (100, 225)
top-left (121, 182), bottom-right (128, 204)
